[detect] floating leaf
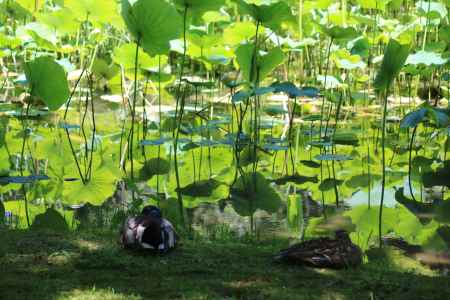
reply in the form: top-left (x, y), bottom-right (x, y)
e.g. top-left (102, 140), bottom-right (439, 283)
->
top-left (300, 160), bottom-right (321, 168)
top-left (139, 158), bottom-right (170, 181)
top-left (177, 179), bottom-right (222, 198)
top-left (59, 123), bottom-right (80, 130)
top-left (140, 138), bottom-right (171, 146)
top-left (181, 141), bottom-right (199, 151)
top-left (63, 169), bottom-right (117, 205)
top-left (319, 178), bottom-right (344, 191)
top-left (302, 114), bottom-right (323, 122)
top-left (262, 144), bottom-right (289, 152)
top-left (314, 154), bottom-right (352, 161)
top-left (272, 174), bottom-right (319, 185)
top-left (0, 175), bottom-right (50, 184)
top-left (264, 105), bottom-right (287, 116)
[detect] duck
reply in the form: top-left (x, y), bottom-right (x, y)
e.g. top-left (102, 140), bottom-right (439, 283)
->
top-left (120, 205), bottom-right (178, 253)
top-left (274, 230), bottom-right (363, 269)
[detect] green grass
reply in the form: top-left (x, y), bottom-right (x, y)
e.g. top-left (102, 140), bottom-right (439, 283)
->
top-left (0, 229), bottom-right (449, 300)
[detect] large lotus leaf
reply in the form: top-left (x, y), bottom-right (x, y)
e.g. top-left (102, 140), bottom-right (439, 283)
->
top-left (223, 21), bottom-right (257, 46)
top-left (406, 51), bottom-right (448, 66)
top-left (374, 39), bottom-right (410, 92)
top-left (63, 168), bottom-right (118, 205)
top-left (24, 57), bottom-right (70, 111)
top-left (121, 0), bottom-right (182, 56)
top-left (236, 44), bottom-right (285, 83)
top-left (24, 22), bottom-right (57, 50)
top-left (400, 108), bottom-right (427, 128)
top-left (351, 37), bottom-right (370, 58)
top-left (234, 0), bottom-right (294, 32)
top-left (92, 59), bottom-right (120, 80)
top-left (231, 172), bottom-right (282, 217)
top-left (64, 0), bottom-right (118, 23)
top-left (112, 43), bottom-right (165, 72)
top-left (31, 208), bottom-right (68, 232)
top-left (173, 0), bottom-right (225, 16)
top-left (271, 82), bottom-right (303, 98)
top-left (188, 31), bottom-right (221, 49)
top-left (426, 107), bottom-right (450, 128)
top-left (0, 200), bottom-right (4, 224)
top-left (322, 26), bottom-right (360, 41)
top-left (344, 205), bottom-right (397, 243)
top-left (37, 9), bottom-right (79, 36)
top-left (401, 106), bottom-right (449, 128)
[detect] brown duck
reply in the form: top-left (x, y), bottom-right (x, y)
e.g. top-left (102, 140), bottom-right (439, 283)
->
top-left (274, 230), bottom-right (363, 269)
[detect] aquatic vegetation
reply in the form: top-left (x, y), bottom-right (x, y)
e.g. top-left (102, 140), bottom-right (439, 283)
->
top-left (0, 0), bottom-right (448, 265)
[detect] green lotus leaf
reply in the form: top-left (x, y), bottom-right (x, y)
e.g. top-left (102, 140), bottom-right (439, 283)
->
top-left (121, 0), bottom-right (182, 55)
top-left (236, 44), bottom-right (285, 83)
top-left (64, 0), bottom-right (119, 23)
top-left (374, 39), bottom-right (410, 92)
top-left (24, 56), bottom-right (70, 111)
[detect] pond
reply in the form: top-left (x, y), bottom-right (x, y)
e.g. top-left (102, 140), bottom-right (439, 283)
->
top-left (1, 91), bottom-right (448, 253)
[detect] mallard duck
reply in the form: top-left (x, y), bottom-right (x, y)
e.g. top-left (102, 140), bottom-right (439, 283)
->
top-left (274, 230), bottom-right (363, 269)
top-left (120, 206), bottom-right (178, 253)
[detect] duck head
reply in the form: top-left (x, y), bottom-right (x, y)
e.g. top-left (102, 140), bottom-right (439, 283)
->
top-left (142, 205), bottom-right (162, 219)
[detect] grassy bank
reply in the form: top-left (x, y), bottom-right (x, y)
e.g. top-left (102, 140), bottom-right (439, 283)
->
top-left (0, 229), bottom-right (449, 300)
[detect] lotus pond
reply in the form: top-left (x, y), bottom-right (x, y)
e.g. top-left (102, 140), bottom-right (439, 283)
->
top-left (0, 0), bottom-right (450, 295)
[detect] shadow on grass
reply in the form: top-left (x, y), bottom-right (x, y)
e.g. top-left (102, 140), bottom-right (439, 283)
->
top-left (0, 229), bottom-right (449, 300)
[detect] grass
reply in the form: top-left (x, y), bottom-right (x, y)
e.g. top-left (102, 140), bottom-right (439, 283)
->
top-left (0, 229), bottom-right (449, 300)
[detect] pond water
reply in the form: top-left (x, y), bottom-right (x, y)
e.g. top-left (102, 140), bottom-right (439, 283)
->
top-left (0, 93), bottom-right (449, 252)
